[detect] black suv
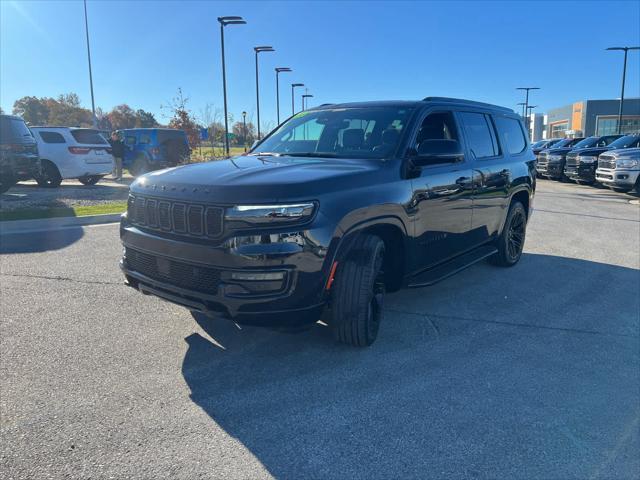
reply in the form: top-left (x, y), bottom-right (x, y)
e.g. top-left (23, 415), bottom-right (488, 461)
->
top-left (565, 134), bottom-right (640, 184)
top-left (536, 137), bottom-right (585, 180)
top-left (120, 98), bottom-right (535, 346)
top-left (0, 114), bottom-right (40, 193)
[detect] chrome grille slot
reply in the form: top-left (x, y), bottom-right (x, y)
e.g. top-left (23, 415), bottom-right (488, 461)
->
top-left (187, 205), bottom-right (204, 236)
top-left (158, 202), bottom-right (171, 230)
top-left (206, 207), bottom-right (223, 238)
top-left (145, 199), bottom-right (158, 228)
top-left (172, 203), bottom-right (187, 233)
top-left (134, 197), bottom-right (146, 225)
top-left (598, 156), bottom-right (616, 170)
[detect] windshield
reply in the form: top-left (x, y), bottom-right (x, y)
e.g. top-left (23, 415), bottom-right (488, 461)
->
top-left (252, 106), bottom-right (415, 159)
top-left (531, 140), bottom-right (547, 148)
top-left (551, 138), bottom-right (571, 148)
top-left (607, 134), bottom-right (640, 149)
top-left (572, 137), bottom-right (599, 149)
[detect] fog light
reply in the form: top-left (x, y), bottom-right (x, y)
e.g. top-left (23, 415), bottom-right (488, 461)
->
top-left (230, 271), bottom-right (285, 281)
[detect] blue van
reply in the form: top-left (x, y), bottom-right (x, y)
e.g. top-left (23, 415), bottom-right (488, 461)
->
top-left (117, 128), bottom-right (190, 176)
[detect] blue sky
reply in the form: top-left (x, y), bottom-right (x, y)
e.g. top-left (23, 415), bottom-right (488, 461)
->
top-left (1, 0), bottom-right (639, 128)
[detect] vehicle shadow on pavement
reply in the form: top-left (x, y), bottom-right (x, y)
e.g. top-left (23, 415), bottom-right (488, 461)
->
top-left (181, 253), bottom-right (639, 479)
top-left (0, 227), bottom-right (84, 254)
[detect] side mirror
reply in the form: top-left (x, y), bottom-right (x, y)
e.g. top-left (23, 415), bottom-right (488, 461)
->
top-left (412, 139), bottom-right (464, 166)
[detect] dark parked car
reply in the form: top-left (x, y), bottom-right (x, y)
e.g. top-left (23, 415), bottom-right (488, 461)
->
top-left (117, 128), bottom-right (191, 177)
top-left (532, 138), bottom-right (562, 156)
top-left (564, 134), bottom-right (638, 184)
top-left (120, 97), bottom-right (535, 346)
top-left (536, 137), bottom-right (585, 180)
top-left (0, 114), bottom-right (40, 193)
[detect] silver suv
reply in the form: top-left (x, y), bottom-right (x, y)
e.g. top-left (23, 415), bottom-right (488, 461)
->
top-left (596, 147), bottom-right (640, 192)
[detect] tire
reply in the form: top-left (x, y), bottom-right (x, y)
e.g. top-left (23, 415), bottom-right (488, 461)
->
top-left (488, 201), bottom-right (527, 267)
top-left (35, 161), bottom-right (62, 188)
top-left (130, 156), bottom-right (150, 177)
top-left (0, 174), bottom-right (16, 194)
top-left (78, 175), bottom-right (103, 186)
top-left (330, 234), bottom-right (385, 347)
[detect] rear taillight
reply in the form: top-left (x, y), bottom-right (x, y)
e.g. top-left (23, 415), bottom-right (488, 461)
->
top-left (150, 147), bottom-right (160, 155)
top-left (68, 147), bottom-right (91, 154)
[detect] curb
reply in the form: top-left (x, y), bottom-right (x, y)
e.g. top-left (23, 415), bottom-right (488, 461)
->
top-left (0, 213), bottom-right (122, 235)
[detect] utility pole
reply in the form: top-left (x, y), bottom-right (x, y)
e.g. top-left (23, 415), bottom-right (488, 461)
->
top-left (83, 0), bottom-right (96, 128)
top-left (606, 46), bottom-right (640, 134)
top-left (517, 87), bottom-right (540, 137)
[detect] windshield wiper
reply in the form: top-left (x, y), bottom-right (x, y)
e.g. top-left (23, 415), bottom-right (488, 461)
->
top-left (248, 152), bottom-right (281, 157)
top-left (278, 152), bottom-right (339, 158)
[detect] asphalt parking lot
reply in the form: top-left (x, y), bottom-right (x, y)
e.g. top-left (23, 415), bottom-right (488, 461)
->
top-left (1, 179), bottom-right (639, 479)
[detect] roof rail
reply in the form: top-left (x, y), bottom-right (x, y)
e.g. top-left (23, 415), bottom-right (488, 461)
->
top-left (422, 96), bottom-right (513, 113)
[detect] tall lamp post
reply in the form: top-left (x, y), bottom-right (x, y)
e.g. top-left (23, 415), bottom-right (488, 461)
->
top-left (526, 105), bottom-right (537, 139)
top-left (254, 46), bottom-right (275, 139)
top-left (291, 83), bottom-right (304, 115)
top-left (83, 0), bottom-right (96, 127)
top-left (517, 87), bottom-right (540, 136)
top-left (606, 46), bottom-right (640, 134)
top-left (517, 102), bottom-right (526, 120)
top-left (275, 67), bottom-right (292, 125)
top-left (218, 16), bottom-right (246, 156)
top-left (302, 94), bottom-right (313, 111)
top-left (242, 111), bottom-right (247, 152)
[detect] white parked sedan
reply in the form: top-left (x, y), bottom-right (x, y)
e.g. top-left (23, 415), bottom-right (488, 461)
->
top-left (30, 127), bottom-right (114, 187)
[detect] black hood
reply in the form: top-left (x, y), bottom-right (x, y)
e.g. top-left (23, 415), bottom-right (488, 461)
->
top-left (130, 155), bottom-right (386, 204)
top-left (569, 147), bottom-right (609, 157)
top-left (543, 147), bottom-right (574, 155)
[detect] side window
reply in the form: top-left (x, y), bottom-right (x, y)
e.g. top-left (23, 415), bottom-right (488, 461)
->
top-left (38, 131), bottom-right (66, 144)
top-left (125, 136), bottom-right (136, 146)
top-left (494, 116), bottom-right (527, 155)
top-left (415, 111), bottom-right (458, 146)
top-left (459, 112), bottom-right (499, 158)
top-left (139, 134), bottom-right (151, 145)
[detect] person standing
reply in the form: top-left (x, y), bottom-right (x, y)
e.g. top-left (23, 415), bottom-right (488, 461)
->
top-left (109, 131), bottom-right (124, 181)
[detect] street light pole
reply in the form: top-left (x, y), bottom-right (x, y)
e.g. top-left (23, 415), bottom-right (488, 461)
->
top-left (517, 87), bottom-right (540, 137)
top-left (291, 83), bottom-right (304, 115)
top-left (83, 0), bottom-right (96, 127)
top-left (275, 67), bottom-right (292, 125)
top-left (254, 46), bottom-right (275, 140)
top-left (606, 46), bottom-right (640, 134)
top-left (517, 102), bottom-right (526, 120)
top-left (218, 16), bottom-right (246, 156)
top-left (242, 111), bottom-right (247, 152)
top-left (302, 94), bottom-right (313, 111)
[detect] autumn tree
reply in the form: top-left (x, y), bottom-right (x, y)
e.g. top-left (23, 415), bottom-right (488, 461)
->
top-left (135, 109), bottom-right (159, 128)
top-left (161, 88), bottom-right (199, 146)
top-left (231, 121), bottom-right (256, 147)
top-left (46, 93), bottom-right (93, 127)
top-left (12, 96), bottom-right (50, 125)
top-left (107, 104), bottom-right (137, 129)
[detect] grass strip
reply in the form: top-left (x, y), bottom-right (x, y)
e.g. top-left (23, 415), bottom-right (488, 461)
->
top-left (0, 201), bottom-right (127, 222)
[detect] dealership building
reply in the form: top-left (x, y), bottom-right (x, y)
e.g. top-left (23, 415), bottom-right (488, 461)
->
top-left (526, 97), bottom-right (640, 141)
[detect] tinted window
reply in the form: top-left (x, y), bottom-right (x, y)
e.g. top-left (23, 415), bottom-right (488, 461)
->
top-left (494, 116), bottom-right (527, 155)
top-left (125, 136), bottom-right (136, 146)
top-left (139, 134), bottom-right (152, 145)
top-left (607, 135), bottom-right (640, 149)
top-left (460, 112), bottom-right (498, 158)
top-left (70, 129), bottom-right (107, 145)
top-left (38, 131), bottom-right (66, 143)
top-left (572, 137), bottom-right (599, 149)
top-left (157, 130), bottom-right (187, 144)
top-left (1, 116), bottom-right (34, 142)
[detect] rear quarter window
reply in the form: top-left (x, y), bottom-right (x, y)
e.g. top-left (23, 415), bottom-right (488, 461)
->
top-left (157, 130), bottom-right (187, 144)
top-left (70, 129), bottom-right (107, 145)
top-left (1, 117), bottom-right (34, 142)
top-left (494, 116), bottom-right (527, 155)
top-left (37, 131), bottom-right (66, 144)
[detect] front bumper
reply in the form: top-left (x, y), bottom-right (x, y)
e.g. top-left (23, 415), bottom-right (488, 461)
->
top-left (564, 163), bottom-right (596, 183)
top-left (537, 162), bottom-right (564, 179)
top-left (119, 218), bottom-right (330, 327)
top-left (595, 168), bottom-right (640, 190)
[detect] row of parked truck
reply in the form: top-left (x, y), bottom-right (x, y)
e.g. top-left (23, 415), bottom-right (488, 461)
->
top-left (0, 114), bottom-right (190, 193)
top-left (533, 133), bottom-right (640, 192)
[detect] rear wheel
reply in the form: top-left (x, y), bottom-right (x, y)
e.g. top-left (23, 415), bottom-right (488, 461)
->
top-left (330, 234), bottom-right (385, 347)
top-left (35, 161), bottom-right (62, 188)
top-left (0, 174), bottom-right (16, 194)
top-left (78, 175), bottom-right (104, 186)
top-left (489, 201), bottom-right (527, 267)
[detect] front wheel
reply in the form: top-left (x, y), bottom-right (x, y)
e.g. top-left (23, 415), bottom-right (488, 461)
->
top-left (0, 174), bottom-right (16, 194)
top-left (489, 201), bottom-right (527, 267)
top-left (330, 234), bottom-right (385, 347)
top-left (78, 175), bottom-right (104, 186)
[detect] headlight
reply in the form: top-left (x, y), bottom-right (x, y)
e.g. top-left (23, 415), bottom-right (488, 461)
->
top-left (616, 159), bottom-right (639, 169)
top-left (578, 155), bottom-right (597, 164)
top-left (548, 155), bottom-right (561, 161)
top-left (225, 202), bottom-right (317, 227)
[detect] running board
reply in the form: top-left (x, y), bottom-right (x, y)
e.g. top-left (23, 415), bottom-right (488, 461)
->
top-left (407, 245), bottom-right (498, 288)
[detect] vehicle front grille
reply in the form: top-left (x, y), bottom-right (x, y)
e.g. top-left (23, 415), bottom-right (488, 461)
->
top-left (536, 153), bottom-right (548, 170)
top-left (127, 194), bottom-right (224, 239)
top-left (598, 155), bottom-right (616, 170)
top-left (125, 247), bottom-right (220, 295)
top-left (565, 152), bottom-right (579, 167)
